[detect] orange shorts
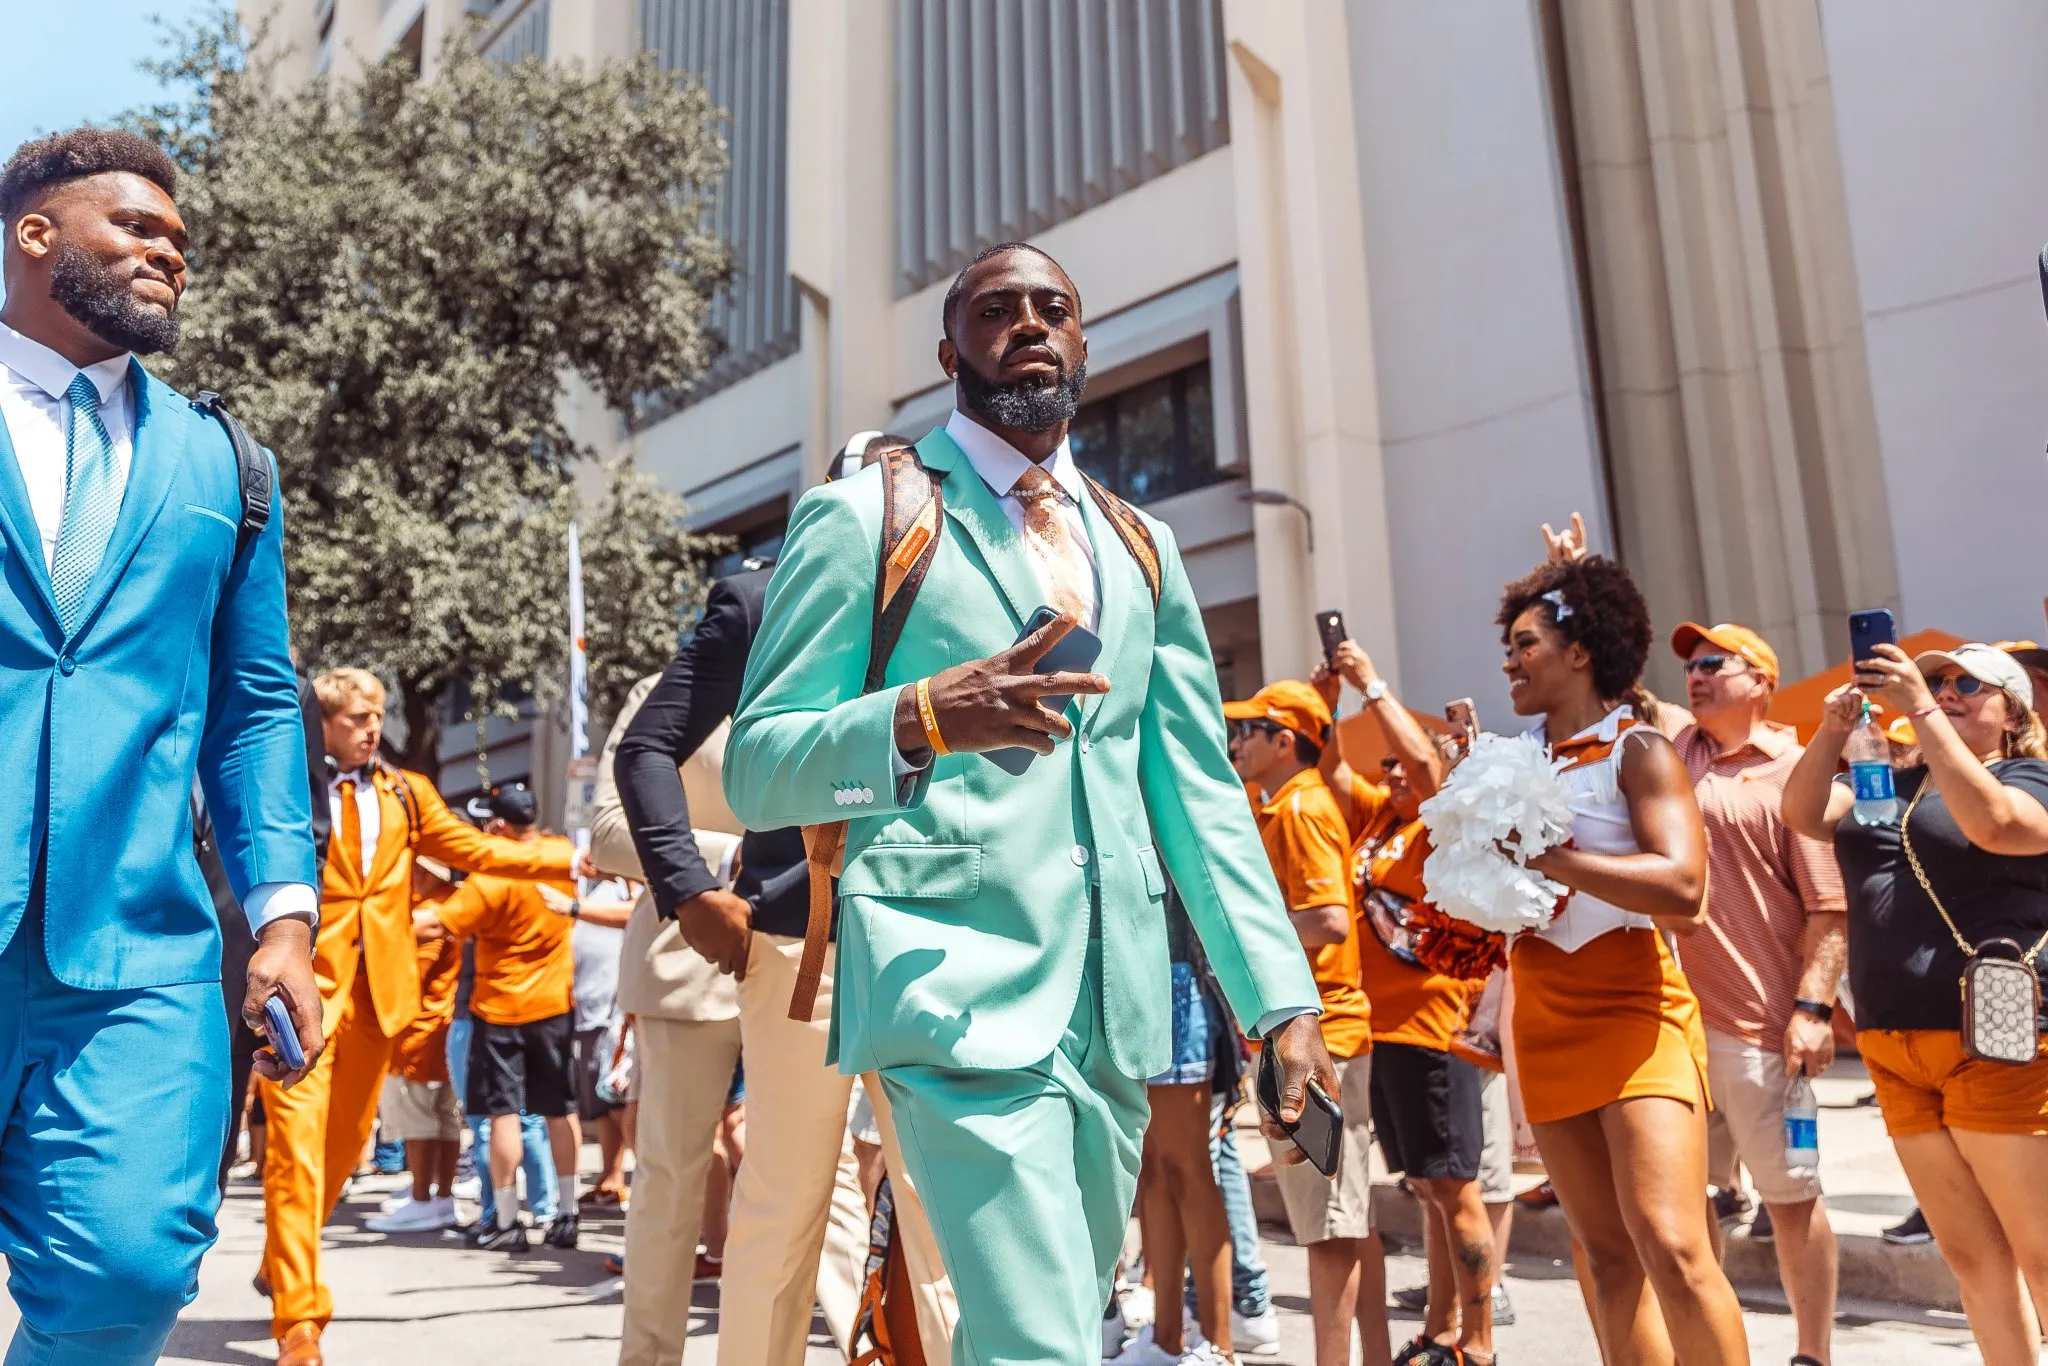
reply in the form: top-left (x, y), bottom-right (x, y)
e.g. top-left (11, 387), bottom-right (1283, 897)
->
top-left (1858, 1029), bottom-right (2048, 1138)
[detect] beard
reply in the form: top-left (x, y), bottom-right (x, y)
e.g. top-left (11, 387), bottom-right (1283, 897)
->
top-left (955, 351), bottom-right (1087, 434)
top-left (48, 243), bottom-right (180, 355)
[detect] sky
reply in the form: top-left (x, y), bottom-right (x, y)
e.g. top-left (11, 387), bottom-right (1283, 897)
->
top-left (0, 0), bottom-right (216, 161)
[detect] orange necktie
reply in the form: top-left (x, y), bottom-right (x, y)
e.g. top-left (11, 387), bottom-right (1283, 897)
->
top-left (337, 777), bottom-right (363, 880)
top-left (1010, 465), bottom-right (1091, 624)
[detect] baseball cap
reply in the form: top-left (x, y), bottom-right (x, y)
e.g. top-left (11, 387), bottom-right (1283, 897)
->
top-left (1670, 622), bottom-right (1779, 684)
top-left (1222, 680), bottom-right (1332, 743)
top-left (465, 781), bottom-right (538, 828)
top-left (1913, 643), bottom-right (2035, 711)
top-left (1994, 640), bottom-right (2048, 677)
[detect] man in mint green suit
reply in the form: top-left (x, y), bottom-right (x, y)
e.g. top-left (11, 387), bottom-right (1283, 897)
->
top-left (725, 242), bottom-right (1334, 1364)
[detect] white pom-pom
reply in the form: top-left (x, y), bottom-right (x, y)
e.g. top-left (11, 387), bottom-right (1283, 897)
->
top-left (1418, 732), bottom-right (1577, 934)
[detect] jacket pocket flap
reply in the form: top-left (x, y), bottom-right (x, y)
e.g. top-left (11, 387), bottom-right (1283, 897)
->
top-left (839, 844), bottom-right (983, 901)
top-left (1137, 845), bottom-right (1165, 896)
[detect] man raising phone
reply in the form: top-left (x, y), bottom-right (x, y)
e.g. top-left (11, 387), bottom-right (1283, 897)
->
top-left (724, 241), bottom-right (1327, 1365)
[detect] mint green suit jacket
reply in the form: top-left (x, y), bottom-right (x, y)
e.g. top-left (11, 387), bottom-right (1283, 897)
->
top-left (724, 428), bottom-right (1319, 1080)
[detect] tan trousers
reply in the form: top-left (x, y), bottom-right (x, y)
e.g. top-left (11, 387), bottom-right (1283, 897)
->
top-left (717, 933), bottom-right (957, 1366)
top-left (618, 1014), bottom-right (743, 1366)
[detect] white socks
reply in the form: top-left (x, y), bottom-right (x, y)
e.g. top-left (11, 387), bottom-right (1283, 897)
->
top-left (494, 1188), bottom-right (518, 1229)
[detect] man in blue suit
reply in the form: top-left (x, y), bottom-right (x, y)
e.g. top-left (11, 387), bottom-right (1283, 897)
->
top-left (0, 128), bottom-right (323, 1364)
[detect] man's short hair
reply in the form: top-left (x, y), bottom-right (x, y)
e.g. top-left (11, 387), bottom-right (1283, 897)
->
top-left (941, 240), bottom-right (1067, 342)
top-left (0, 127), bottom-right (178, 225)
top-left (313, 667), bottom-right (388, 718)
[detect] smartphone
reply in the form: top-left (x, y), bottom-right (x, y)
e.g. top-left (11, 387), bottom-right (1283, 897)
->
top-left (263, 993), bottom-right (306, 1071)
top-left (1315, 609), bottom-right (1347, 666)
top-left (1256, 1042), bottom-right (1343, 1179)
top-left (1848, 608), bottom-right (1897, 680)
top-left (1445, 698), bottom-right (1478, 740)
top-left (987, 605), bottom-right (1105, 776)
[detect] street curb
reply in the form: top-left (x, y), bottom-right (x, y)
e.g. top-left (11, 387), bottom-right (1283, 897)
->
top-left (1250, 1173), bottom-right (1961, 1313)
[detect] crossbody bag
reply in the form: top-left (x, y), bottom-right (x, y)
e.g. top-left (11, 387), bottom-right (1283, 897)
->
top-left (1900, 782), bottom-right (2048, 1065)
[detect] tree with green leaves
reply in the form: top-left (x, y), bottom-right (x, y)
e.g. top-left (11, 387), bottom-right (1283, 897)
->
top-left (132, 11), bottom-right (725, 766)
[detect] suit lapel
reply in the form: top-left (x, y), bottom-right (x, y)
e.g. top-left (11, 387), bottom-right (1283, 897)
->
top-left (365, 770), bottom-right (411, 889)
top-left (71, 363), bottom-right (180, 638)
top-left (916, 429), bottom-right (1040, 631)
top-left (0, 414), bottom-right (59, 627)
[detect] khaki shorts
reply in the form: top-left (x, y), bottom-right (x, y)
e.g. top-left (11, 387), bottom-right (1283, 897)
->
top-left (1477, 1068), bottom-right (1515, 1203)
top-left (1275, 1053), bottom-right (1375, 1244)
top-left (381, 1073), bottom-right (463, 1144)
top-left (1703, 1029), bottom-right (1822, 1205)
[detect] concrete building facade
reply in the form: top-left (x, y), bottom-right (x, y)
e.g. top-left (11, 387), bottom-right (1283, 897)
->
top-left (256, 0), bottom-right (2048, 742)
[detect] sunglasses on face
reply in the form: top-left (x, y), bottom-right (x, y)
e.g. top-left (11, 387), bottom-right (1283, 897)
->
top-left (1683, 654), bottom-right (1751, 677)
top-left (1229, 719), bottom-right (1286, 743)
top-left (1924, 672), bottom-right (1988, 698)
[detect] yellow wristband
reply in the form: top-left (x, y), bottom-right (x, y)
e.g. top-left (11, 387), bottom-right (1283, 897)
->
top-left (915, 677), bottom-right (951, 757)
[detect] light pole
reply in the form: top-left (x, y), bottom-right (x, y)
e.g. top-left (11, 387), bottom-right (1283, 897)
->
top-left (1239, 486), bottom-right (1315, 554)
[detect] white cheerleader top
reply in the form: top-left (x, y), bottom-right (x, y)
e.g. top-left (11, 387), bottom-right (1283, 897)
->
top-left (1527, 704), bottom-right (1657, 953)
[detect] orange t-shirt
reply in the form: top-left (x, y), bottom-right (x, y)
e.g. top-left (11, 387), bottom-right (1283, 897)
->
top-left (1354, 817), bottom-right (1468, 1051)
top-left (435, 843), bottom-right (577, 1027)
top-left (1256, 768), bottom-right (1372, 1059)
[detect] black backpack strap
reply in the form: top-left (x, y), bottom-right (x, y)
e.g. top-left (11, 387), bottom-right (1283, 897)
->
top-left (1081, 474), bottom-right (1163, 605)
top-left (191, 391), bottom-right (274, 564)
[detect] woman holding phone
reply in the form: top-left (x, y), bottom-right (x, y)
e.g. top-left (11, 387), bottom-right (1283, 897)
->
top-left (1494, 553), bottom-right (1749, 1365)
top-left (1783, 642), bottom-right (2048, 1365)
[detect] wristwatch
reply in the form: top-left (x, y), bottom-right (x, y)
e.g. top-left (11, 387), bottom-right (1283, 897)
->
top-left (1792, 997), bottom-right (1833, 1023)
top-left (567, 899), bottom-right (581, 921)
top-left (1363, 678), bottom-right (1390, 705)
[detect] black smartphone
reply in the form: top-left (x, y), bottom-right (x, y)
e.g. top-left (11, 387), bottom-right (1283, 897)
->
top-left (1256, 1041), bottom-right (1343, 1179)
top-left (987, 605), bottom-right (1105, 776)
top-left (1315, 609), bottom-right (1347, 666)
top-left (1848, 608), bottom-right (1897, 680)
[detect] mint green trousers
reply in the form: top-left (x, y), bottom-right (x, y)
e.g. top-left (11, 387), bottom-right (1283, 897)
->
top-left (879, 943), bottom-right (1148, 1366)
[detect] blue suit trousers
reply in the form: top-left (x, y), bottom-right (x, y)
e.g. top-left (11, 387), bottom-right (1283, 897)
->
top-left (0, 904), bottom-right (226, 1366)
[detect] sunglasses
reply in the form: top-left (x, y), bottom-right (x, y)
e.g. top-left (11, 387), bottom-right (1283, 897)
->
top-left (1229, 719), bottom-right (1286, 742)
top-left (1924, 672), bottom-right (1988, 698)
top-left (1683, 654), bottom-right (1752, 677)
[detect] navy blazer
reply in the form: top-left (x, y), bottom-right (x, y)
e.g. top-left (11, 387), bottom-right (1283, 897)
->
top-left (0, 362), bottom-right (317, 991)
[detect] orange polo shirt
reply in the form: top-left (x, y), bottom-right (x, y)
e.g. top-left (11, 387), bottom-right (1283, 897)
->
top-left (1355, 818), bottom-right (1468, 1052)
top-left (434, 840), bottom-right (578, 1027)
top-left (1256, 768), bottom-right (1372, 1059)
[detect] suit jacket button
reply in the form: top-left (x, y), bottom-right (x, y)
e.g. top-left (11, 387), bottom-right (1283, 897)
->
top-left (1071, 846), bottom-right (1090, 867)
top-left (57, 656), bottom-right (75, 676)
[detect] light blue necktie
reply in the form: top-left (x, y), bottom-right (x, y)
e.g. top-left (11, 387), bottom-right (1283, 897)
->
top-left (50, 373), bottom-right (122, 631)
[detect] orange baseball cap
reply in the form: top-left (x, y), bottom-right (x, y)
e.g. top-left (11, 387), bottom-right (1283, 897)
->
top-left (1223, 679), bottom-right (1332, 743)
top-left (1670, 622), bottom-right (1780, 684)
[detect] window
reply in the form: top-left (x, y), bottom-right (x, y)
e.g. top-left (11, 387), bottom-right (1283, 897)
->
top-left (1068, 361), bottom-right (1225, 505)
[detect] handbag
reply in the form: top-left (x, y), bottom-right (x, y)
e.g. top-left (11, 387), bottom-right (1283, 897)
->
top-left (1899, 783), bottom-right (2048, 1065)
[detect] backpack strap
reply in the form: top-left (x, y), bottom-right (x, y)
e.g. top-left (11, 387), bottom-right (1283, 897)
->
top-left (1081, 474), bottom-right (1163, 605)
top-left (790, 450), bottom-right (945, 1023)
top-left (191, 391), bottom-right (274, 565)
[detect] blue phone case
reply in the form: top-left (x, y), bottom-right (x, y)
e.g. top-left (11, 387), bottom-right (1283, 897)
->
top-left (1849, 608), bottom-right (1897, 672)
top-left (263, 994), bottom-right (305, 1071)
top-left (987, 606), bottom-right (1104, 776)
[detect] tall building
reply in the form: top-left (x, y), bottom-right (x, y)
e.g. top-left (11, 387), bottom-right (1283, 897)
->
top-left (256, 0), bottom-right (2048, 742)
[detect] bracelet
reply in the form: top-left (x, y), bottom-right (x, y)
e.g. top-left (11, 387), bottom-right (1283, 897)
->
top-left (1792, 997), bottom-right (1834, 1022)
top-left (914, 677), bottom-right (951, 757)
top-left (1908, 705), bottom-right (1942, 721)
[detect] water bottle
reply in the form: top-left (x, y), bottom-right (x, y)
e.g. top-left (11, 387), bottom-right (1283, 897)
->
top-left (1784, 1074), bottom-right (1820, 1182)
top-left (1847, 701), bottom-right (1899, 826)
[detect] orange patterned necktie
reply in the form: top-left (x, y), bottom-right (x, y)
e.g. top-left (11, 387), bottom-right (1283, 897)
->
top-left (1010, 465), bottom-right (1091, 624)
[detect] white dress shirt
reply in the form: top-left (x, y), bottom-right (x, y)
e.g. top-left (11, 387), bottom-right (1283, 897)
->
top-left (0, 319), bottom-right (134, 572)
top-left (942, 409), bottom-right (1100, 632)
top-left (0, 320), bottom-right (317, 934)
top-left (328, 768), bottom-right (383, 879)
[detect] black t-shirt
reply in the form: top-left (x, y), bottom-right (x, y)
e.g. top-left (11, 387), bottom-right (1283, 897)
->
top-left (1834, 758), bottom-right (2048, 1032)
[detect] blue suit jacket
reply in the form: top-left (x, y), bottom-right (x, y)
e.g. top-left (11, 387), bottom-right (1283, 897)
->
top-left (0, 362), bottom-right (316, 992)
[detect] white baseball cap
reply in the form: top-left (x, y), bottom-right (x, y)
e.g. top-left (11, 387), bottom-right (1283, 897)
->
top-left (1913, 643), bottom-right (2035, 711)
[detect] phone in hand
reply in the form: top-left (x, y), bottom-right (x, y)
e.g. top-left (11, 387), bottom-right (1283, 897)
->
top-left (987, 605), bottom-right (1105, 777)
top-left (1256, 1040), bottom-right (1343, 1179)
top-left (1848, 608), bottom-right (1897, 682)
top-left (263, 993), bottom-right (306, 1072)
top-left (1315, 610), bottom-right (1347, 666)
top-left (1445, 698), bottom-right (1478, 741)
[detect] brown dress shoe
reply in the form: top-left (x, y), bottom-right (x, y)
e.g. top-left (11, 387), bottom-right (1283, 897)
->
top-left (276, 1323), bottom-right (323, 1366)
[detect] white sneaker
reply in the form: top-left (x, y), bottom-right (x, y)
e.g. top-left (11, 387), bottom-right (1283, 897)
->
top-left (1107, 1328), bottom-right (1178, 1366)
top-left (1120, 1285), bottom-right (1157, 1329)
top-left (1179, 1348), bottom-right (1233, 1366)
top-left (378, 1191), bottom-right (417, 1216)
top-left (451, 1175), bottom-right (482, 1202)
top-left (1233, 1305), bottom-right (1281, 1356)
top-left (367, 1196), bottom-right (457, 1233)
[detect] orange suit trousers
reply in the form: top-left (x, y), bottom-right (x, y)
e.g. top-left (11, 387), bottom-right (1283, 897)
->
top-left (258, 964), bottom-right (395, 1339)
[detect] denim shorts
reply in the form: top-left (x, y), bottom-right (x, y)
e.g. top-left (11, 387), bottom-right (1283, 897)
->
top-left (1149, 961), bottom-right (1227, 1087)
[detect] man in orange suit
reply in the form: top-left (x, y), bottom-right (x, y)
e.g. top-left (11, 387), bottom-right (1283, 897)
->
top-left (260, 668), bottom-right (575, 1366)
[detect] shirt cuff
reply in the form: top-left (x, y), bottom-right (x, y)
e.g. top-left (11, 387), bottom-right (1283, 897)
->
top-left (1251, 1004), bottom-right (1320, 1042)
top-left (244, 882), bottom-right (319, 936)
top-left (716, 839), bottom-right (740, 885)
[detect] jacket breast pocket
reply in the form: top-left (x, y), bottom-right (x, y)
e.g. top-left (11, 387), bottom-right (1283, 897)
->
top-left (839, 844), bottom-right (983, 901)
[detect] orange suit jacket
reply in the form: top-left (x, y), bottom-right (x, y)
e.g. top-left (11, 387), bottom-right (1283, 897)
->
top-left (317, 767), bottom-right (572, 1038)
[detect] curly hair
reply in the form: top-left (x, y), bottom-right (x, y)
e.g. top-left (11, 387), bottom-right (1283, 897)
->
top-left (1496, 554), bottom-right (1653, 703)
top-left (0, 127), bottom-right (177, 224)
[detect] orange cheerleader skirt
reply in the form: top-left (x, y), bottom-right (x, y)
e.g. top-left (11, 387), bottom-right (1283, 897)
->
top-left (1509, 927), bottom-right (1710, 1126)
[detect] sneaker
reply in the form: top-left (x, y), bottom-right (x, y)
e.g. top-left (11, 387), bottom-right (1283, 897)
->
top-left (1107, 1326), bottom-right (1182, 1366)
top-left (543, 1212), bottom-right (579, 1250)
top-left (378, 1191), bottom-right (416, 1216)
top-left (1120, 1284), bottom-right (1157, 1329)
top-left (451, 1174), bottom-right (482, 1202)
top-left (1103, 1297), bottom-right (1129, 1359)
top-left (1391, 1284), bottom-right (1430, 1312)
top-left (1710, 1186), bottom-right (1754, 1226)
top-left (604, 1253), bottom-right (625, 1277)
top-left (473, 1221), bottom-right (530, 1253)
top-left (693, 1252), bottom-right (723, 1282)
top-left (1883, 1207), bottom-right (1932, 1246)
top-left (1748, 1204), bottom-right (1775, 1242)
top-left (1393, 1338), bottom-right (1465, 1366)
top-left (368, 1196), bottom-right (458, 1234)
top-left (1233, 1304), bottom-right (1281, 1356)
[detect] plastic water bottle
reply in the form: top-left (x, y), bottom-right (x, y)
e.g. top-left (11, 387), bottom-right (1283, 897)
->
top-left (1784, 1075), bottom-right (1820, 1181)
top-left (1847, 701), bottom-right (1898, 826)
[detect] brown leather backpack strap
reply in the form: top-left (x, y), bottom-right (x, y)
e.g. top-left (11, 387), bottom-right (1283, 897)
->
top-left (791, 820), bottom-right (848, 1022)
top-left (1081, 474), bottom-right (1163, 605)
